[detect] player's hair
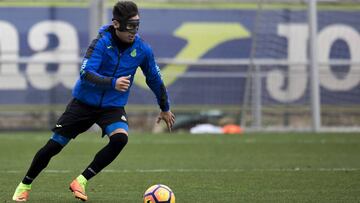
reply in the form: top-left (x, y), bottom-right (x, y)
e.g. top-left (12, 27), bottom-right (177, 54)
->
top-left (113, 1), bottom-right (138, 21)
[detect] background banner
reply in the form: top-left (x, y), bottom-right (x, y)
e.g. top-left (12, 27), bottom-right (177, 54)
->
top-left (0, 8), bottom-right (359, 105)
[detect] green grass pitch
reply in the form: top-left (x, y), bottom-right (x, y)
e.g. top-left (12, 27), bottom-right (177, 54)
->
top-left (0, 132), bottom-right (359, 202)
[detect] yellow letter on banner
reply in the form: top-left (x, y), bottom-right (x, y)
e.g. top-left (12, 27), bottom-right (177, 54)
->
top-left (134, 22), bottom-right (251, 88)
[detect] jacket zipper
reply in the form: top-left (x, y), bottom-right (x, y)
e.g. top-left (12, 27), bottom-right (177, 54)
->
top-left (98, 51), bottom-right (122, 107)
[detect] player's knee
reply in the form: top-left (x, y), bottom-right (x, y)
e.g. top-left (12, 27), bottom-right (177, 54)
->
top-left (110, 128), bottom-right (128, 136)
top-left (50, 133), bottom-right (70, 147)
top-left (109, 133), bottom-right (128, 150)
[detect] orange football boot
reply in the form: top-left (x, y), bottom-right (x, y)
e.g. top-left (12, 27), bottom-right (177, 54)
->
top-left (69, 178), bottom-right (88, 201)
top-left (12, 183), bottom-right (31, 202)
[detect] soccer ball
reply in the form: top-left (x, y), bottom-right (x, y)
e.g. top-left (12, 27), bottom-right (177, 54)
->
top-left (143, 184), bottom-right (175, 203)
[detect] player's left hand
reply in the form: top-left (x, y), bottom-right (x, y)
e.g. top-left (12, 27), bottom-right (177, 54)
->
top-left (157, 111), bottom-right (175, 132)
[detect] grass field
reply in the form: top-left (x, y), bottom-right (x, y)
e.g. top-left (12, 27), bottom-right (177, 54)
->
top-left (0, 132), bottom-right (360, 202)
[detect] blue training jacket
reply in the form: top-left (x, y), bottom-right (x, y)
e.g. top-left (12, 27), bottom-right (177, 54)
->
top-left (72, 25), bottom-right (170, 111)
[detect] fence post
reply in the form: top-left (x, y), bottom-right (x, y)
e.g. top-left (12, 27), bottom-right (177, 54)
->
top-left (252, 65), bottom-right (262, 129)
top-left (89, 0), bottom-right (107, 43)
top-left (308, 0), bottom-right (321, 132)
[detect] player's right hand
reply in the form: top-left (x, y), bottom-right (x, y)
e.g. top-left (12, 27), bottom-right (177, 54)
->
top-left (115, 75), bottom-right (131, 92)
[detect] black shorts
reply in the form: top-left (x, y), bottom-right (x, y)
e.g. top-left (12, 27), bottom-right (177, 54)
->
top-left (52, 98), bottom-right (129, 139)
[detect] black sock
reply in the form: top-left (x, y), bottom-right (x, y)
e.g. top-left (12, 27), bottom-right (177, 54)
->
top-left (82, 133), bottom-right (128, 180)
top-left (22, 139), bottom-right (63, 185)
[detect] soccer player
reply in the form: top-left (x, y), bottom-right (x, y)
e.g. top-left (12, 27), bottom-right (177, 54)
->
top-left (12, 1), bottom-right (175, 202)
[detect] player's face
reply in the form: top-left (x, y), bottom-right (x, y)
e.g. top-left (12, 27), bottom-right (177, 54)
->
top-left (114, 15), bottom-right (140, 44)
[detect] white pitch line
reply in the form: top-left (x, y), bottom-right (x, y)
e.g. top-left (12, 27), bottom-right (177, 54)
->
top-left (2, 136), bottom-right (360, 144)
top-left (1, 168), bottom-right (359, 174)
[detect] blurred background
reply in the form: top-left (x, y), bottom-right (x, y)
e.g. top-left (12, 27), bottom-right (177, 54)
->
top-left (0, 0), bottom-right (359, 133)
